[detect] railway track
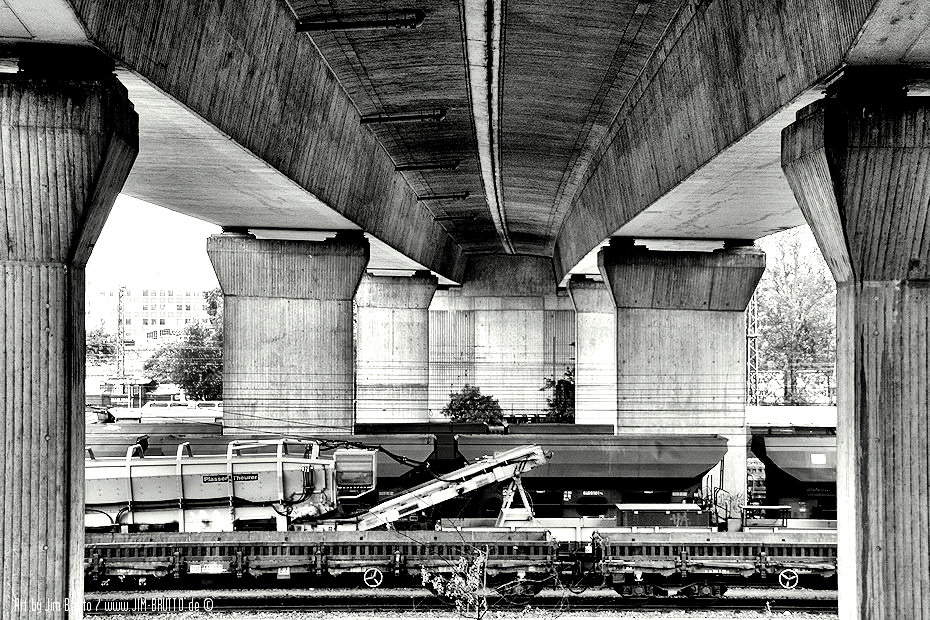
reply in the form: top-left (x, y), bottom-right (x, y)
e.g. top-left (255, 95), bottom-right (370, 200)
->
top-left (85, 589), bottom-right (839, 615)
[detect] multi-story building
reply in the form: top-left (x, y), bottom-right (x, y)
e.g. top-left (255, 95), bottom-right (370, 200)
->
top-left (86, 284), bottom-right (213, 348)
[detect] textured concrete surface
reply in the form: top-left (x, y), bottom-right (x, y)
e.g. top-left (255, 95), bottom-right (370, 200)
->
top-left (355, 272), bottom-right (438, 423)
top-left (0, 73), bottom-right (137, 619)
top-left (783, 96), bottom-right (930, 620)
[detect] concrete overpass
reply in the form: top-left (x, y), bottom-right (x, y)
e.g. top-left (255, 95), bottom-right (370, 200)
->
top-left (1, 0), bottom-right (929, 617)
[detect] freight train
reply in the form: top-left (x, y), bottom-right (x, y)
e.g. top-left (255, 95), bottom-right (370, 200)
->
top-left (86, 419), bottom-right (838, 523)
top-left (85, 422), bottom-right (733, 522)
top-left (83, 422), bottom-right (838, 601)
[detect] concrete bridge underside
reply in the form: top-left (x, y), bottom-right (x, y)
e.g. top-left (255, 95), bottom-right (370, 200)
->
top-left (1, 0), bottom-right (930, 618)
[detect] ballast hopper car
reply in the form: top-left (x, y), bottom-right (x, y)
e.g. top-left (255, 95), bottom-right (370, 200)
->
top-left (85, 438), bottom-right (377, 532)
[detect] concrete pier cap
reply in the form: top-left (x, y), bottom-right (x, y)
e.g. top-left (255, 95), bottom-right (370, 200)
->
top-left (456, 254), bottom-right (558, 297)
top-left (597, 237), bottom-right (765, 312)
top-left (355, 270), bottom-right (438, 308)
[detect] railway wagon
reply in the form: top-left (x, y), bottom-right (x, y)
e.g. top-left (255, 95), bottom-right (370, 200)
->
top-left (84, 530), bottom-right (556, 594)
top-left (751, 432), bottom-right (837, 520)
top-left (595, 530), bottom-right (837, 596)
top-left (454, 431), bottom-right (726, 517)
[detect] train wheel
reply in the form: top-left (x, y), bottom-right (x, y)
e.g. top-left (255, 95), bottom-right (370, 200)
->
top-left (614, 583), bottom-right (654, 605)
top-left (680, 582), bottom-right (724, 603)
top-left (363, 567), bottom-right (384, 588)
top-left (778, 569), bottom-right (799, 590)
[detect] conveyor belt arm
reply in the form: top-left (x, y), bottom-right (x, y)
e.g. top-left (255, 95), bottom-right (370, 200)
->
top-left (354, 444), bottom-right (548, 531)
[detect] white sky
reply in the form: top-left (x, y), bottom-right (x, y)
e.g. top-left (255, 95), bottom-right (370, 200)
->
top-left (87, 195), bottom-right (221, 291)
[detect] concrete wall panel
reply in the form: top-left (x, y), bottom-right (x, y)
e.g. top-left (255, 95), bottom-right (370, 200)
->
top-left (428, 255), bottom-right (573, 419)
top-left (356, 273), bottom-right (437, 423)
top-left (568, 279), bottom-right (616, 427)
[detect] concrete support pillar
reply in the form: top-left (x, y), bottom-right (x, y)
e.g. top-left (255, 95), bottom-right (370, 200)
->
top-left (207, 232), bottom-right (368, 435)
top-left (567, 276), bottom-right (616, 428)
top-left (429, 255), bottom-right (573, 420)
top-left (0, 65), bottom-right (138, 617)
top-left (355, 271), bottom-right (437, 423)
top-left (782, 94), bottom-right (930, 619)
top-left (598, 240), bottom-right (764, 497)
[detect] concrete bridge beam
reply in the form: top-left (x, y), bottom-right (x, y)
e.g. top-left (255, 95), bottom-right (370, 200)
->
top-left (0, 64), bottom-right (138, 617)
top-left (207, 232), bottom-right (368, 435)
top-left (355, 272), bottom-right (438, 423)
top-left (782, 93), bottom-right (930, 619)
top-left (597, 240), bottom-right (765, 499)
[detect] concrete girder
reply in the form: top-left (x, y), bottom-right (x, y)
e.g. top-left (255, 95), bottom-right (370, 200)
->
top-left (554, 0), bottom-right (926, 280)
top-left (63, 0), bottom-right (466, 282)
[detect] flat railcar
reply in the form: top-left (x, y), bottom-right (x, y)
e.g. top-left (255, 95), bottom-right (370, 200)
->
top-left (84, 528), bottom-right (837, 598)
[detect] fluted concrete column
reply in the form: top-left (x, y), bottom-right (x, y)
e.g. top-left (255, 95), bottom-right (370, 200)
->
top-left (355, 271), bottom-right (437, 423)
top-left (567, 276), bottom-right (616, 428)
top-left (208, 232), bottom-right (368, 435)
top-left (0, 67), bottom-right (138, 617)
top-left (782, 94), bottom-right (930, 619)
top-left (598, 240), bottom-right (764, 497)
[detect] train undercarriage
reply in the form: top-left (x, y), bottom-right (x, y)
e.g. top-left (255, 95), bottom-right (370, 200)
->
top-left (84, 528), bottom-right (837, 603)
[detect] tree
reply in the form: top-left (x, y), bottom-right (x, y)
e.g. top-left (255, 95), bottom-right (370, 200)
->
top-left (203, 288), bottom-right (223, 329)
top-left (441, 385), bottom-right (503, 425)
top-left (143, 289), bottom-right (223, 401)
top-left (86, 326), bottom-right (117, 365)
top-left (755, 227), bottom-right (836, 404)
top-left (541, 367), bottom-right (575, 423)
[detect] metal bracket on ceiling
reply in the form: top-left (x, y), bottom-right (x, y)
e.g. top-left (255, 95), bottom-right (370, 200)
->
top-left (417, 192), bottom-right (470, 202)
top-left (296, 10), bottom-right (426, 32)
top-left (360, 108), bottom-right (447, 124)
top-left (396, 159), bottom-right (460, 172)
